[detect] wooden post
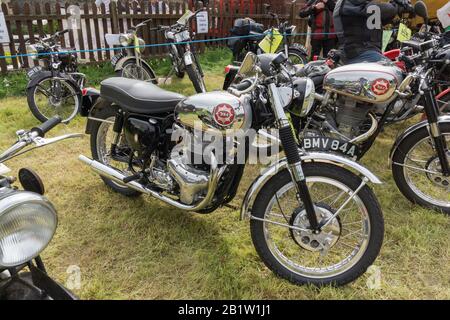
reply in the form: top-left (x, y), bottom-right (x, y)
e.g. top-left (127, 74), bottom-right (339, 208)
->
top-left (110, 0), bottom-right (119, 34)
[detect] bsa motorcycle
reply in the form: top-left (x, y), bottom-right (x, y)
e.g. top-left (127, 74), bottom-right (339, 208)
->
top-left (289, 2), bottom-right (450, 214)
top-left (0, 116), bottom-right (81, 300)
top-left (24, 30), bottom-right (85, 123)
top-left (105, 19), bottom-right (157, 82)
top-left (79, 53), bottom-right (384, 286)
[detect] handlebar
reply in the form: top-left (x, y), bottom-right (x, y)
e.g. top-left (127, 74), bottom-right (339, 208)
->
top-left (228, 71), bottom-right (260, 97)
top-left (31, 116), bottom-right (62, 138)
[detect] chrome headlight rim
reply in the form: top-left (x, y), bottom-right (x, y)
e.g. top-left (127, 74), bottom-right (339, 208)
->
top-left (300, 77), bottom-right (315, 117)
top-left (0, 191), bottom-right (57, 268)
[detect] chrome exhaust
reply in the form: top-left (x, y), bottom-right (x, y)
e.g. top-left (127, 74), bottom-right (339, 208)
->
top-left (349, 113), bottom-right (378, 144)
top-left (78, 154), bottom-right (226, 211)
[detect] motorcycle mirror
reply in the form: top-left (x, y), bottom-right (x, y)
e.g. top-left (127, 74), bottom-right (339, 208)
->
top-left (414, 1), bottom-right (429, 25)
top-left (238, 52), bottom-right (258, 76)
top-left (18, 168), bottom-right (45, 195)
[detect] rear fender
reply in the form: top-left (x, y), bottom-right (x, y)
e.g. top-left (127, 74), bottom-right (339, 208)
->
top-left (85, 97), bottom-right (117, 134)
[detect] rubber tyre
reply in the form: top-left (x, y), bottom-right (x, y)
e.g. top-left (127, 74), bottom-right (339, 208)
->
top-left (90, 100), bottom-right (141, 197)
top-left (27, 75), bottom-right (81, 123)
top-left (186, 61), bottom-right (206, 93)
top-left (286, 47), bottom-right (308, 65)
top-left (250, 163), bottom-right (384, 286)
top-left (116, 60), bottom-right (157, 84)
top-left (392, 122), bottom-right (450, 214)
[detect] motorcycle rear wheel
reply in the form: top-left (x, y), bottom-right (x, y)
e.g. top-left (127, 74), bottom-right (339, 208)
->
top-left (90, 100), bottom-right (142, 197)
top-left (250, 163), bottom-right (384, 286)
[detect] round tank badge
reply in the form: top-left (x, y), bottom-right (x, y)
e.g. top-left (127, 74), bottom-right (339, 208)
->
top-left (371, 78), bottom-right (390, 95)
top-left (213, 104), bottom-right (235, 126)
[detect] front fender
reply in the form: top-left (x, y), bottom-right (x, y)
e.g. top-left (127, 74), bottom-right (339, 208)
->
top-left (389, 115), bottom-right (450, 167)
top-left (240, 152), bottom-right (382, 220)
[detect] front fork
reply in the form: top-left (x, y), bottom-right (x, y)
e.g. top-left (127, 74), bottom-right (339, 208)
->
top-left (423, 88), bottom-right (450, 176)
top-left (268, 83), bottom-right (320, 231)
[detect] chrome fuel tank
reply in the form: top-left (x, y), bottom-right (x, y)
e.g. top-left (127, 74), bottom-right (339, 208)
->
top-left (323, 63), bottom-right (403, 104)
top-left (174, 91), bottom-right (252, 135)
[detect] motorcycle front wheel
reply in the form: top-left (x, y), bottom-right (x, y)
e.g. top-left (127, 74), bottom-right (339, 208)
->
top-left (392, 122), bottom-right (450, 214)
top-left (117, 60), bottom-right (157, 83)
top-left (250, 163), bottom-right (384, 286)
top-left (186, 54), bottom-right (206, 93)
top-left (27, 76), bottom-right (80, 123)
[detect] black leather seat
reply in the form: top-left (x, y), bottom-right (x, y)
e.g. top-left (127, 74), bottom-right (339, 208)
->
top-left (100, 77), bottom-right (185, 114)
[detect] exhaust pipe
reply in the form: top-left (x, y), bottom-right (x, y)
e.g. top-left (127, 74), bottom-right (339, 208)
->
top-left (78, 154), bottom-right (225, 211)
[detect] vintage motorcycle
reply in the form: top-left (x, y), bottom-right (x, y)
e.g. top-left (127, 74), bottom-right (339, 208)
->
top-left (79, 53), bottom-right (384, 286)
top-left (0, 116), bottom-right (81, 300)
top-left (105, 19), bottom-right (157, 82)
top-left (228, 2), bottom-right (308, 64)
top-left (24, 30), bottom-right (85, 124)
top-left (289, 2), bottom-right (450, 214)
top-left (154, 8), bottom-right (207, 93)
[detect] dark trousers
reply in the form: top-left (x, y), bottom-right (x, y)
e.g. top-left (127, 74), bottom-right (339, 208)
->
top-left (310, 38), bottom-right (337, 59)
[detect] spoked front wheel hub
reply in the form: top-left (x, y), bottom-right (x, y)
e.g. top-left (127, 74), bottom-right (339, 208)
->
top-left (425, 156), bottom-right (450, 189)
top-left (290, 204), bottom-right (341, 253)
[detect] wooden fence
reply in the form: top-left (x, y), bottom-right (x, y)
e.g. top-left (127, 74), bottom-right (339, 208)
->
top-left (0, 0), bottom-right (308, 74)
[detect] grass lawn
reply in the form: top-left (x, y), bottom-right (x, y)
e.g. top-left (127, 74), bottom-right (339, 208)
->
top-left (0, 49), bottom-right (449, 299)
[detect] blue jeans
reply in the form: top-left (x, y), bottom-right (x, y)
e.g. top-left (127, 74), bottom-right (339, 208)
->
top-left (346, 50), bottom-right (390, 64)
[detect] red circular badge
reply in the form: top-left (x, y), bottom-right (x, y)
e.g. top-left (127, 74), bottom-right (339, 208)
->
top-left (213, 104), bottom-right (235, 127)
top-left (371, 78), bottom-right (390, 96)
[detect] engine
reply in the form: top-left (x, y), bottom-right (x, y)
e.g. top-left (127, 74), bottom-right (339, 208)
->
top-left (121, 91), bottom-right (252, 206)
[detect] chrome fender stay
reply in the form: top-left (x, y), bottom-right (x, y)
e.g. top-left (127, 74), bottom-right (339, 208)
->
top-left (240, 151), bottom-right (382, 220)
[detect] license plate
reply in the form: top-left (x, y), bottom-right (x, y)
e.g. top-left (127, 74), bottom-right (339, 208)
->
top-left (184, 53), bottom-right (193, 65)
top-left (111, 53), bottom-right (123, 67)
top-left (301, 136), bottom-right (360, 158)
top-left (27, 66), bottom-right (42, 79)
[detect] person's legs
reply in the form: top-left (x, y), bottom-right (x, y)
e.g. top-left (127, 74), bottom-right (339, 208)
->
top-left (310, 39), bottom-right (323, 60)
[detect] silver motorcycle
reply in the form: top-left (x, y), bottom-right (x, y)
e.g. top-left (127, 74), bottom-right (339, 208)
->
top-left (79, 53), bottom-right (384, 286)
top-left (0, 116), bottom-right (81, 299)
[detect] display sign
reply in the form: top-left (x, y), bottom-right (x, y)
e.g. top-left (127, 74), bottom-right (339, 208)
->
top-left (259, 29), bottom-right (283, 54)
top-left (397, 23), bottom-right (412, 42)
top-left (196, 11), bottom-right (209, 34)
top-left (0, 12), bottom-right (10, 44)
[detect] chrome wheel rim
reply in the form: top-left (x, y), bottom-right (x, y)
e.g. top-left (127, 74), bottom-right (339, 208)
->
top-left (403, 134), bottom-right (450, 207)
top-left (33, 78), bottom-right (79, 122)
top-left (262, 177), bottom-right (371, 279)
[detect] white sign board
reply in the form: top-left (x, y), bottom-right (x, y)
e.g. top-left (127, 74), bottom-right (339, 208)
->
top-left (0, 12), bottom-right (10, 44)
top-left (196, 11), bottom-right (209, 34)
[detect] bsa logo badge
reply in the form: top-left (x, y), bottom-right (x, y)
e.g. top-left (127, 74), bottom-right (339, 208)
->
top-left (371, 78), bottom-right (390, 95)
top-left (213, 104), bottom-right (235, 126)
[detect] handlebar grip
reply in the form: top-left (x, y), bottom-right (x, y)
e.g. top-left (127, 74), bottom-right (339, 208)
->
top-left (32, 116), bottom-right (62, 137)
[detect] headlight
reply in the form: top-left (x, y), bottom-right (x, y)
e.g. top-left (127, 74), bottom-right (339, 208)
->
top-left (0, 191), bottom-right (57, 268)
top-left (119, 34), bottom-right (131, 47)
top-left (288, 78), bottom-right (315, 117)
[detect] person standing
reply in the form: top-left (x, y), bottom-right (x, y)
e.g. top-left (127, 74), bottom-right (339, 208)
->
top-left (299, 0), bottom-right (337, 59)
